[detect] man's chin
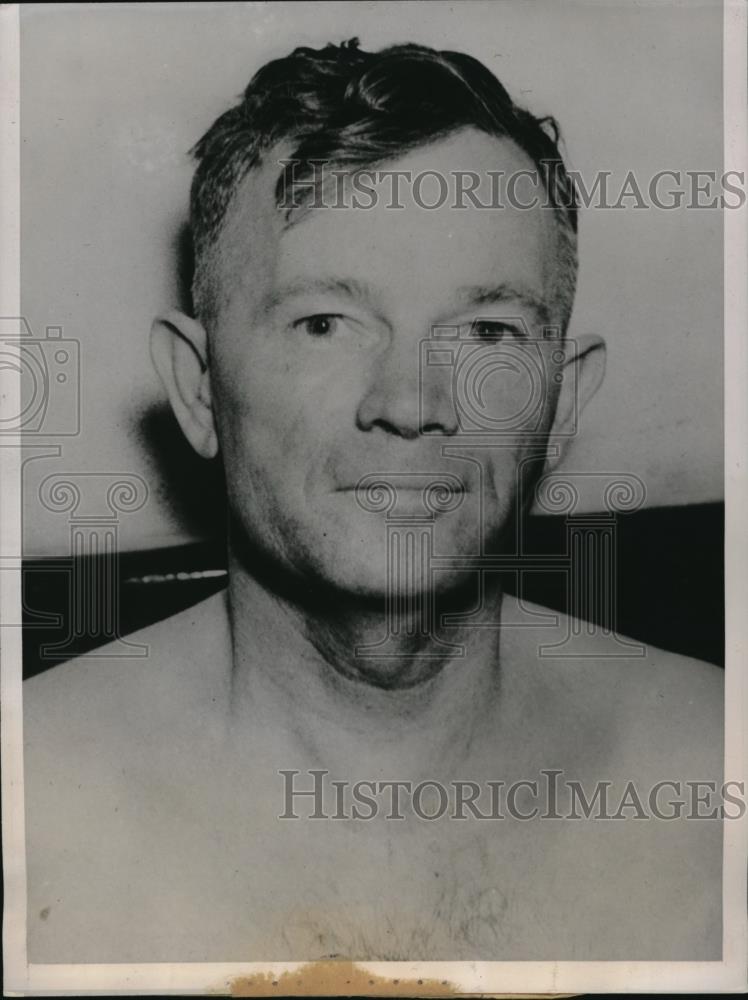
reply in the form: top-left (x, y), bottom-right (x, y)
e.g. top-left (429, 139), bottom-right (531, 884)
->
top-left (290, 508), bottom-right (489, 600)
top-left (305, 551), bottom-right (477, 604)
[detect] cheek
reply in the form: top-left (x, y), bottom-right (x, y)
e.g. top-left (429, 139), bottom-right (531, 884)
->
top-left (210, 352), bottom-right (358, 508)
top-left (456, 353), bottom-right (554, 434)
top-left (212, 343), bottom-right (295, 437)
top-left (479, 444), bottom-right (536, 509)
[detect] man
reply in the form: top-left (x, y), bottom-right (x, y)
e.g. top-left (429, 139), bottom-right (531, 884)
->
top-left (25, 39), bottom-right (723, 963)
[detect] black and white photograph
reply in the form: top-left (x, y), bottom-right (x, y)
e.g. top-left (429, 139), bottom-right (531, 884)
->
top-left (1, 1), bottom-right (747, 995)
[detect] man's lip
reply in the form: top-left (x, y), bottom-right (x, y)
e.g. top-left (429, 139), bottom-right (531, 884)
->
top-left (334, 483), bottom-right (467, 493)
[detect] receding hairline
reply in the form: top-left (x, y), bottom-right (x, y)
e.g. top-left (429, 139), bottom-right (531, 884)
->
top-left (193, 130), bottom-right (578, 332)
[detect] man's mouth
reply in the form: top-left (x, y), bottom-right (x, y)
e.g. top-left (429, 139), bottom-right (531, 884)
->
top-left (336, 482), bottom-right (466, 493)
top-left (338, 470), bottom-right (467, 489)
top-left (334, 473), bottom-right (469, 515)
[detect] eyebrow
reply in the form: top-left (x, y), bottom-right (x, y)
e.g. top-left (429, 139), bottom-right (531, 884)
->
top-left (261, 277), bottom-right (550, 322)
top-left (261, 277), bottom-right (376, 313)
top-left (454, 283), bottom-right (550, 322)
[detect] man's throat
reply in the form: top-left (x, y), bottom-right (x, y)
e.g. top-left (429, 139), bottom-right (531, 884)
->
top-left (225, 566), bottom-right (505, 777)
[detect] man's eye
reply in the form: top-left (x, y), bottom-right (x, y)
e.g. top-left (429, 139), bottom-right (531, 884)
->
top-left (295, 314), bottom-right (341, 337)
top-left (469, 320), bottom-right (523, 340)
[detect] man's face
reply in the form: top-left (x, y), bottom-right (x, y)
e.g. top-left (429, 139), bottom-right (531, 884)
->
top-left (207, 128), bottom-right (565, 596)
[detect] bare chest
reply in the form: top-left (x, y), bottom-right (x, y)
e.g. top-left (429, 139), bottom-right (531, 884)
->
top-left (170, 811), bottom-right (575, 960)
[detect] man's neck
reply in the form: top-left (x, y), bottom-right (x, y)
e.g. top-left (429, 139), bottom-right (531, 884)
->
top-left (224, 554), bottom-right (505, 779)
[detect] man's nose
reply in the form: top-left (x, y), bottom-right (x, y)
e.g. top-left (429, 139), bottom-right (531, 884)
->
top-left (356, 338), bottom-right (458, 439)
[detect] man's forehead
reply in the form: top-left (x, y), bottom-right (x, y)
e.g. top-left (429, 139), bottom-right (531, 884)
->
top-left (219, 129), bottom-right (554, 306)
top-left (227, 127), bottom-right (546, 225)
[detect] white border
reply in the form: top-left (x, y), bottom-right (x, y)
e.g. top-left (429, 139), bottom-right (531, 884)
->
top-left (2, 1), bottom-right (747, 994)
top-left (721, 0), bottom-right (748, 988)
top-left (1, 0), bottom-right (28, 991)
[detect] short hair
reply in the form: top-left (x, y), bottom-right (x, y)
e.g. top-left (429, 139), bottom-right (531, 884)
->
top-left (189, 38), bottom-right (578, 329)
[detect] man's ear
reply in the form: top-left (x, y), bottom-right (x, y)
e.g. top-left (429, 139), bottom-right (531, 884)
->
top-left (150, 309), bottom-right (218, 460)
top-left (545, 333), bottom-right (606, 471)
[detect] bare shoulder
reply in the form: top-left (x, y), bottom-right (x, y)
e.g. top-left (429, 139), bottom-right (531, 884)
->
top-left (24, 589), bottom-right (230, 745)
top-left (501, 595), bottom-right (724, 776)
top-left (23, 590), bottom-right (232, 962)
top-left (616, 636), bottom-right (724, 774)
top-left (497, 597), bottom-right (725, 959)
top-left (23, 589), bottom-right (232, 829)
